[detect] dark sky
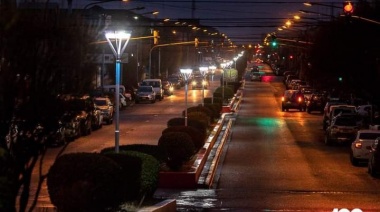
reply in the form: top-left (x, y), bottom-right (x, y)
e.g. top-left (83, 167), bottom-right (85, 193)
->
top-left (77, 0), bottom-right (343, 44)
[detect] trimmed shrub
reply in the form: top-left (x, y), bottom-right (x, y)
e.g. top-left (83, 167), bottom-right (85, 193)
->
top-left (167, 117), bottom-right (207, 136)
top-left (226, 81), bottom-right (243, 93)
top-left (103, 151), bottom-right (160, 201)
top-left (213, 86), bottom-right (234, 102)
top-left (162, 126), bottom-right (206, 151)
top-left (102, 152), bottom-right (142, 201)
top-left (158, 132), bottom-right (195, 170)
top-left (204, 103), bottom-right (222, 120)
top-left (188, 111), bottom-right (210, 130)
top-left (100, 144), bottom-right (165, 163)
top-left (47, 153), bottom-right (125, 212)
top-left (182, 105), bottom-right (213, 121)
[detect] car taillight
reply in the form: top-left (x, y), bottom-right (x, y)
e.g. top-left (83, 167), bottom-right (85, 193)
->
top-left (355, 142), bottom-right (362, 149)
top-left (298, 97), bottom-right (303, 102)
top-left (282, 97), bottom-right (285, 101)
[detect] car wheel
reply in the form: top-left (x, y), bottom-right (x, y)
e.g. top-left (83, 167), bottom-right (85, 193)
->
top-left (368, 159), bottom-right (379, 177)
top-left (350, 151), bottom-right (360, 166)
top-left (324, 135), bottom-right (331, 146)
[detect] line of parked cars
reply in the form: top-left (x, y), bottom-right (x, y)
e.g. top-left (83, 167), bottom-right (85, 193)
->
top-left (280, 70), bottom-right (380, 177)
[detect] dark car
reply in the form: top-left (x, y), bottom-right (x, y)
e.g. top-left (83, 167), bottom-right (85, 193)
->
top-left (281, 90), bottom-right (306, 112)
top-left (306, 93), bottom-right (326, 114)
top-left (58, 95), bottom-right (102, 137)
top-left (324, 114), bottom-right (359, 145)
top-left (60, 111), bottom-right (81, 140)
top-left (368, 137), bottom-right (380, 177)
top-left (41, 117), bottom-right (66, 147)
top-left (167, 75), bottom-right (183, 89)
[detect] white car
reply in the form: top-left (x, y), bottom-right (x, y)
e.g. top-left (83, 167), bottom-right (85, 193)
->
top-left (350, 130), bottom-right (380, 166)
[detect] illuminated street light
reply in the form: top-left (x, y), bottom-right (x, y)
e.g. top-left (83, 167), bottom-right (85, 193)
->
top-left (199, 66), bottom-right (208, 106)
top-left (180, 68), bottom-right (193, 127)
top-left (105, 30), bottom-right (131, 153)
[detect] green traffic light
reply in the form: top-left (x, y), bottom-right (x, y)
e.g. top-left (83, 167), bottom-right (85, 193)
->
top-left (272, 42), bottom-right (277, 47)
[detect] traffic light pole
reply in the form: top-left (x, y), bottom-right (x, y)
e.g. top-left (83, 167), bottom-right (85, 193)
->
top-left (148, 41), bottom-right (201, 79)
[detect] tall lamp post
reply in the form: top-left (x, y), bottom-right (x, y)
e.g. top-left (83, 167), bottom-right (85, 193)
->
top-left (180, 68), bottom-right (193, 126)
top-left (105, 30), bottom-right (131, 153)
top-left (199, 66), bottom-right (208, 106)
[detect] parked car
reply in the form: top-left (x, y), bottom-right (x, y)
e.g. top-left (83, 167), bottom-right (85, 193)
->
top-left (306, 93), bottom-right (326, 114)
top-left (281, 90), bottom-right (306, 112)
top-left (141, 79), bottom-right (164, 100)
top-left (324, 115), bottom-right (359, 145)
top-left (94, 97), bottom-right (114, 125)
top-left (41, 117), bottom-right (66, 147)
top-left (368, 137), bottom-right (380, 177)
top-left (350, 130), bottom-right (380, 166)
top-left (60, 111), bottom-right (81, 141)
top-left (135, 86), bottom-right (156, 104)
top-left (58, 95), bottom-right (102, 136)
top-left (324, 105), bottom-right (358, 130)
top-left (322, 101), bottom-right (350, 130)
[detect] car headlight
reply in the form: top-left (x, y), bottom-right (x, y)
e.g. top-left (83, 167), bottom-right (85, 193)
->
top-left (192, 81), bottom-right (196, 86)
top-left (169, 86), bottom-right (174, 92)
top-left (202, 80), bottom-right (207, 85)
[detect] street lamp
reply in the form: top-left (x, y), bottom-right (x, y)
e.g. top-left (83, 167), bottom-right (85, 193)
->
top-left (199, 66), bottom-right (208, 106)
top-left (105, 30), bottom-right (131, 153)
top-left (180, 68), bottom-right (193, 127)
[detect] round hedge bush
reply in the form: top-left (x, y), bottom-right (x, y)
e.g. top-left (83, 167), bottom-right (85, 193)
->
top-left (158, 132), bottom-right (195, 170)
top-left (103, 150), bottom-right (160, 201)
top-left (162, 126), bottom-right (206, 151)
top-left (167, 117), bottom-right (207, 136)
top-left (182, 105), bottom-right (213, 121)
top-left (100, 144), bottom-right (166, 162)
top-left (213, 86), bottom-right (234, 101)
top-left (204, 103), bottom-right (222, 120)
top-left (47, 153), bottom-right (125, 212)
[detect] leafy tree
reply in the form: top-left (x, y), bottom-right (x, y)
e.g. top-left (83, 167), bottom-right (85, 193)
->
top-left (0, 8), bottom-right (98, 212)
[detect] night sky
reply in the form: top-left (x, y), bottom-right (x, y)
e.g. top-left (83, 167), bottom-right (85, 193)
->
top-left (76, 0), bottom-right (344, 44)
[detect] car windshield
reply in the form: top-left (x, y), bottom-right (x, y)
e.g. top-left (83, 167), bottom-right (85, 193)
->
top-left (138, 87), bottom-right (152, 92)
top-left (334, 117), bottom-right (357, 126)
top-left (94, 99), bottom-right (107, 106)
top-left (333, 108), bottom-right (355, 116)
top-left (359, 133), bottom-right (380, 140)
top-left (142, 81), bottom-right (160, 87)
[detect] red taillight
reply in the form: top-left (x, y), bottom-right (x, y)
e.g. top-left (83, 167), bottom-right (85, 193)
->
top-left (298, 97), bottom-right (302, 102)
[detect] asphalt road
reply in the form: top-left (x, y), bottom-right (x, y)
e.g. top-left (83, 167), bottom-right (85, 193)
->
top-left (159, 64), bottom-right (380, 212)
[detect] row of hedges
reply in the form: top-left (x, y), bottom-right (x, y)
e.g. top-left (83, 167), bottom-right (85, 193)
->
top-left (45, 85), bottom-right (240, 210)
top-left (47, 151), bottom-right (160, 212)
